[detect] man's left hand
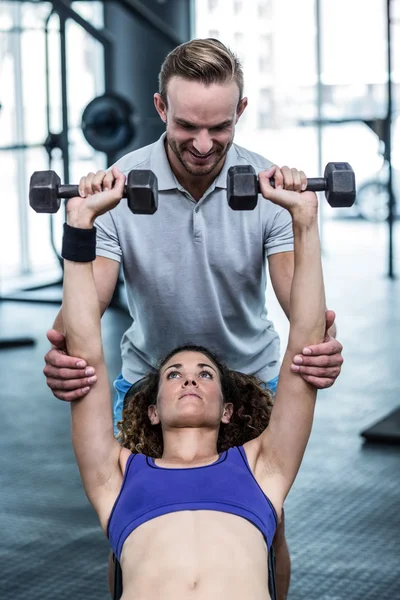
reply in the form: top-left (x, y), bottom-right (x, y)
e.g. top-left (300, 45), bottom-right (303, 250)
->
top-left (290, 310), bottom-right (343, 389)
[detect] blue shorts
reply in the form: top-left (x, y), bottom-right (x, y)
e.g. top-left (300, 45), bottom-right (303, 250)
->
top-left (113, 372), bottom-right (279, 436)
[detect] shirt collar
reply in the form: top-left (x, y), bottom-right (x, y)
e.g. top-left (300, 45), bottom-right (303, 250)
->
top-left (149, 133), bottom-right (179, 191)
top-left (214, 143), bottom-right (239, 189)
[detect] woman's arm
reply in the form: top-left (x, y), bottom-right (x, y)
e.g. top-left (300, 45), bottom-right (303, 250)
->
top-left (62, 168), bottom-right (126, 515)
top-left (254, 168), bottom-right (326, 503)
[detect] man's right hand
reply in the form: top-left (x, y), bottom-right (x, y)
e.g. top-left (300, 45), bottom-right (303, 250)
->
top-left (43, 329), bottom-right (97, 402)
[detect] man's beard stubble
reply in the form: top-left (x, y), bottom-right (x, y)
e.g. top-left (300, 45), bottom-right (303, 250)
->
top-left (166, 133), bottom-right (232, 177)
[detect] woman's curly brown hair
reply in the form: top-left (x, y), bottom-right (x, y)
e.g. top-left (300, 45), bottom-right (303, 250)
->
top-left (117, 345), bottom-right (274, 457)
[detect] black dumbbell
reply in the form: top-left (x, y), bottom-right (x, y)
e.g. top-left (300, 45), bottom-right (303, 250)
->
top-left (227, 162), bottom-right (356, 210)
top-left (29, 169), bottom-right (158, 215)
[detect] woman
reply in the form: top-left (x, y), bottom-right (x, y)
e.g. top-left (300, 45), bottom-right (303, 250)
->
top-left (118, 347), bottom-right (274, 457)
top-left (62, 165), bottom-right (325, 600)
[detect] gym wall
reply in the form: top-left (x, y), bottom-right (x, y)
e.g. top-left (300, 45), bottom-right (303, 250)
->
top-left (104, 0), bottom-right (192, 156)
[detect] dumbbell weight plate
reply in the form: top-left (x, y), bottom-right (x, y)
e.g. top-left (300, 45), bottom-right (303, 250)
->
top-left (81, 93), bottom-right (135, 154)
top-left (29, 169), bottom-right (159, 215)
top-left (29, 171), bottom-right (61, 213)
top-left (324, 162), bottom-right (356, 208)
top-left (126, 170), bottom-right (158, 215)
top-left (227, 165), bottom-right (259, 210)
top-left (227, 163), bottom-right (356, 210)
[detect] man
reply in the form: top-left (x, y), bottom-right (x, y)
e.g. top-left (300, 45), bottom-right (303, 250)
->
top-left (43, 39), bottom-right (343, 599)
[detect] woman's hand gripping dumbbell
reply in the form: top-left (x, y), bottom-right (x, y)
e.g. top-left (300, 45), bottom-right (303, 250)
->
top-left (227, 162), bottom-right (356, 210)
top-left (42, 166), bottom-right (127, 403)
top-left (29, 167), bottom-right (158, 215)
top-left (65, 166), bottom-right (128, 228)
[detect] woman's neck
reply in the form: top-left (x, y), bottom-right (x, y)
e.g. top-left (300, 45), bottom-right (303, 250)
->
top-left (160, 428), bottom-right (219, 465)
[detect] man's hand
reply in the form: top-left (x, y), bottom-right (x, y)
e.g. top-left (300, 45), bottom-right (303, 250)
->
top-left (43, 330), bottom-right (97, 401)
top-left (290, 310), bottom-right (343, 389)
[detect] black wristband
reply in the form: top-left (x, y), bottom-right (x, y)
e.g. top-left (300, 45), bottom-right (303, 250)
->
top-left (61, 222), bottom-right (96, 262)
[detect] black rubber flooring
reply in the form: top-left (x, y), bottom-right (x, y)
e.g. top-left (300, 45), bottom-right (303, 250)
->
top-left (0, 220), bottom-right (399, 599)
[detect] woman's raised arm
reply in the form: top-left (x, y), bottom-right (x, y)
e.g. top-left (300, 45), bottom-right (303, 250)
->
top-left (254, 167), bottom-right (326, 503)
top-left (62, 167), bottom-right (126, 517)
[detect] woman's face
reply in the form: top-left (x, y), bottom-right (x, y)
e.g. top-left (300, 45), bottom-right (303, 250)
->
top-left (148, 351), bottom-right (232, 428)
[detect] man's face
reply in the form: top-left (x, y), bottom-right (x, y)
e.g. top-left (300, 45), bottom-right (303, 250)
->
top-left (155, 77), bottom-right (247, 177)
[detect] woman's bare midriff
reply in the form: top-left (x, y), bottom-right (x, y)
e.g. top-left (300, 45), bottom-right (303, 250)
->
top-left (119, 510), bottom-right (270, 600)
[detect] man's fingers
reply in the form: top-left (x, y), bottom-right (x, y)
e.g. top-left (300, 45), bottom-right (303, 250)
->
top-left (53, 387), bottom-right (91, 402)
top-left (43, 364), bottom-right (95, 380)
top-left (325, 309), bottom-right (336, 331)
top-left (299, 374), bottom-right (335, 389)
top-left (46, 329), bottom-right (66, 349)
top-left (44, 348), bottom-right (88, 370)
top-left (292, 353), bottom-right (344, 368)
top-left (302, 339), bottom-right (343, 357)
top-left (46, 376), bottom-right (97, 391)
top-left (291, 364), bottom-right (342, 379)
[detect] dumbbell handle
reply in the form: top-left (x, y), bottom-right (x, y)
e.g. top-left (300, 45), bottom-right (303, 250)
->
top-left (57, 184), bottom-right (129, 199)
top-left (259, 177), bottom-right (326, 193)
top-left (59, 177), bottom-right (327, 199)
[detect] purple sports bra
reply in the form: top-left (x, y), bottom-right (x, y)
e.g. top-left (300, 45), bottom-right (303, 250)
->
top-left (108, 445), bottom-right (278, 560)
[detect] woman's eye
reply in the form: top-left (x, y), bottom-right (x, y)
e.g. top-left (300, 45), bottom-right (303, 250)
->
top-left (167, 370), bottom-right (213, 379)
top-left (167, 371), bottom-right (180, 379)
top-left (200, 371), bottom-right (213, 379)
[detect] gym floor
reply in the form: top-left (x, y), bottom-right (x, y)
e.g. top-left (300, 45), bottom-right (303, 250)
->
top-left (0, 219), bottom-right (399, 600)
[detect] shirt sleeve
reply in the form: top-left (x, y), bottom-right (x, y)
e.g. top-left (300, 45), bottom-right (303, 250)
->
top-left (95, 211), bottom-right (122, 263)
top-left (264, 207), bottom-right (294, 256)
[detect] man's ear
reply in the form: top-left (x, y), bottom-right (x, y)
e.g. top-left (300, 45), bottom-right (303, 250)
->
top-left (148, 404), bottom-right (161, 425)
top-left (236, 97), bottom-right (248, 122)
top-left (154, 93), bottom-right (167, 123)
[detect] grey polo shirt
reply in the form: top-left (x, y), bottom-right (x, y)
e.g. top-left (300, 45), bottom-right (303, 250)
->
top-left (95, 133), bottom-right (294, 384)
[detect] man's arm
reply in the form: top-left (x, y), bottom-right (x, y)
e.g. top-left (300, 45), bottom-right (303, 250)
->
top-left (267, 251), bottom-right (294, 319)
top-left (44, 256), bottom-right (120, 402)
top-left (268, 251), bottom-right (343, 389)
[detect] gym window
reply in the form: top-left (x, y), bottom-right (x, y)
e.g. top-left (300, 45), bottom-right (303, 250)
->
top-left (233, 1), bottom-right (243, 15)
top-left (0, 1), bottom-right (105, 286)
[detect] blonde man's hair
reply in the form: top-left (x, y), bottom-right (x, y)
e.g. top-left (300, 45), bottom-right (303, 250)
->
top-left (158, 38), bottom-right (244, 105)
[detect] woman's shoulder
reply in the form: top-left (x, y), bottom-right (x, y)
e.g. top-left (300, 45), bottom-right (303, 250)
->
top-left (118, 447), bottom-right (144, 475)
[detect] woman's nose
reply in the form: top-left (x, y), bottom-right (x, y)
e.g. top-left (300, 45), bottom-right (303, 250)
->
top-left (183, 378), bottom-right (198, 387)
